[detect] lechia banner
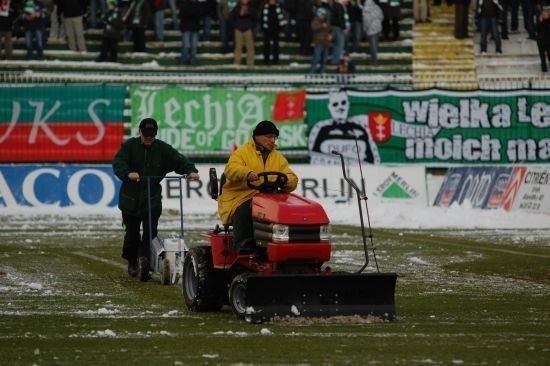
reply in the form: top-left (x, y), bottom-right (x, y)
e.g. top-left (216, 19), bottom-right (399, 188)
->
top-left (130, 85), bottom-right (307, 151)
top-left (306, 89), bottom-right (550, 165)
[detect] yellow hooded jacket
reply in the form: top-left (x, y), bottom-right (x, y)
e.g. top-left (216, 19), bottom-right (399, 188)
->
top-left (217, 138), bottom-right (298, 224)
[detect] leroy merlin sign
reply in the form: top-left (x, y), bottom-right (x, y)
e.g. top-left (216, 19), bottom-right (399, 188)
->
top-left (130, 86), bottom-right (307, 151)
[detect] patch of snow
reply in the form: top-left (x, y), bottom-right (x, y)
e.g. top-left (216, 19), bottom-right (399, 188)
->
top-left (97, 308), bottom-right (119, 315)
top-left (161, 310), bottom-right (179, 317)
top-left (290, 305), bottom-right (300, 316)
top-left (408, 257), bottom-right (430, 266)
top-left (27, 282), bottom-right (43, 290)
top-left (96, 329), bottom-right (117, 337)
top-left (213, 330), bottom-right (248, 337)
top-left (260, 328), bottom-right (273, 335)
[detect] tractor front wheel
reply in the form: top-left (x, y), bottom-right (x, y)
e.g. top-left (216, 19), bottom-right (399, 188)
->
top-left (229, 273), bottom-right (251, 320)
top-left (182, 246), bottom-right (224, 311)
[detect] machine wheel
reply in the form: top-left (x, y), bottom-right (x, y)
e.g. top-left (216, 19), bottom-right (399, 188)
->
top-left (182, 246), bottom-right (225, 311)
top-left (138, 257), bottom-right (150, 282)
top-left (160, 257), bottom-right (171, 285)
top-left (229, 273), bottom-right (251, 320)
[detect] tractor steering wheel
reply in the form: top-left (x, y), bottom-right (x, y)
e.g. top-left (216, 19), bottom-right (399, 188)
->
top-left (247, 171), bottom-right (288, 193)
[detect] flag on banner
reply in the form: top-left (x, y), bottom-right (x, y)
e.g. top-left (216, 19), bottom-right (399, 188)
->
top-left (272, 89), bottom-right (306, 122)
top-left (0, 0), bottom-right (11, 16)
top-left (368, 111), bottom-right (392, 143)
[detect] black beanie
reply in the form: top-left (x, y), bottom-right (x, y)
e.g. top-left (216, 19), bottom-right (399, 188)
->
top-left (253, 120), bottom-right (279, 137)
top-left (139, 118), bottom-right (158, 137)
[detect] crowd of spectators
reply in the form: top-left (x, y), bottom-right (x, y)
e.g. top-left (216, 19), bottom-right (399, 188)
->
top-left (0, 0), bottom-right (548, 73)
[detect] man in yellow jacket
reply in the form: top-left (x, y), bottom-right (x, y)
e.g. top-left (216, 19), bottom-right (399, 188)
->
top-left (218, 120), bottom-right (298, 252)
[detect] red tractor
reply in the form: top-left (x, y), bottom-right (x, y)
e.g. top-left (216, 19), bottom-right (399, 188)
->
top-left (182, 153), bottom-right (397, 323)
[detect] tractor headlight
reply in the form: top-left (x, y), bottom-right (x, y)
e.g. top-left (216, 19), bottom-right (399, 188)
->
top-left (320, 225), bottom-right (331, 242)
top-left (272, 224), bottom-right (290, 242)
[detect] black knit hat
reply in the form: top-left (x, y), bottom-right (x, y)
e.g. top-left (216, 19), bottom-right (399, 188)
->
top-left (253, 120), bottom-right (279, 137)
top-left (139, 118), bottom-right (158, 137)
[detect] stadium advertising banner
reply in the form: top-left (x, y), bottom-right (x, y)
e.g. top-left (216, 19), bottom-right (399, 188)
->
top-left (0, 84), bottom-right (126, 162)
top-left (130, 85), bottom-right (307, 151)
top-left (0, 165), bottom-right (120, 208)
top-left (434, 166), bottom-right (550, 214)
top-left (0, 164), bottom-right (426, 210)
top-left (306, 89), bottom-right (550, 165)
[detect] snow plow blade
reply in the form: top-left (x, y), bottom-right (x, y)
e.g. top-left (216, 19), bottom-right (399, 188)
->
top-left (244, 272), bottom-right (397, 323)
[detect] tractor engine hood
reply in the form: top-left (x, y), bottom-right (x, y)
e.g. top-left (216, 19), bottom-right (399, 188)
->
top-left (251, 193), bottom-right (330, 225)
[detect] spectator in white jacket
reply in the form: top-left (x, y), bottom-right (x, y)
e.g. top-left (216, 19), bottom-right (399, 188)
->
top-left (362, 0), bottom-right (383, 65)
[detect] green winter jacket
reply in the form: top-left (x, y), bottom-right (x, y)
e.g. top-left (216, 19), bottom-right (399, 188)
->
top-left (112, 137), bottom-right (198, 217)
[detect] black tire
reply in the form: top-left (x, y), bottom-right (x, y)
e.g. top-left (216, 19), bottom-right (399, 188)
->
top-left (138, 257), bottom-right (150, 282)
top-left (182, 246), bottom-right (225, 312)
top-left (229, 273), bottom-right (251, 320)
top-left (160, 257), bottom-right (171, 285)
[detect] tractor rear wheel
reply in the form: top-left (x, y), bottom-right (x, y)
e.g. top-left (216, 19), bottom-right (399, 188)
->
top-left (182, 246), bottom-right (225, 311)
top-left (229, 273), bottom-right (251, 320)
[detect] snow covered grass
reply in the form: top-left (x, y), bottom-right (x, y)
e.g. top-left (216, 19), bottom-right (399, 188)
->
top-left (1, 215), bottom-right (549, 364)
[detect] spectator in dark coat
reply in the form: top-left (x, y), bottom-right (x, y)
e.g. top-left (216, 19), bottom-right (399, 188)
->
top-left (476, 0), bottom-right (502, 54)
top-left (97, 0), bottom-right (123, 62)
top-left (379, 0), bottom-right (401, 41)
top-left (217, 0), bottom-right (234, 53)
top-left (89, 0), bottom-right (107, 29)
top-left (123, 0), bottom-right (151, 52)
top-left (336, 52), bottom-right (356, 73)
top-left (0, 0), bottom-right (21, 60)
top-left (454, 0), bottom-right (470, 38)
top-left (151, 0), bottom-right (167, 42)
top-left (261, 0), bottom-right (286, 64)
top-left (230, 0), bottom-right (257, 66)
top-left (179, 0), bottom-right (205, 65)
top-left (309, 6), bottom-right (332, 73)
top-left (296, 0), bottom-right (314, 55)
top-left (347, 0), bottom-right (363, 53)
top-left (199, 0), bottom-right (216, 42)
top-left (57, 0), bottom-right (87, 51)
top-left (20, 0), bottom-right (47, 60)
top-left (330, 0), bottom-right (350, 65)
top-left (535, 2), bottom-right (550, 71)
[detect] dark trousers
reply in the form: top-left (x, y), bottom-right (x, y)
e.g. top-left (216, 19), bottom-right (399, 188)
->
top-left (262, 30), bottom-right (280, 63)
top-left (296, 19), bottom-right (312, 55)
top-left (454, 1), bottom-right (470, 38)
top-left (121, 210), bottom-right (161, 261)
top-left (382, 17), bottom-right (400, 41)
top-left (131, 27), bottom-right (146, 52)
top-left (98, 37), bottom-right (119, 62)
top-left (537, 37), bottom-right (550, 72)
top-left (231, 199), bottom-right (254, 250)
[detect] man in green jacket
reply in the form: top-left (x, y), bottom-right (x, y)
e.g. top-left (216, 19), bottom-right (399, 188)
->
top-left (112, 118), bottom-right (200, 280)
top-left (217, 120), bottom-right (298, 252)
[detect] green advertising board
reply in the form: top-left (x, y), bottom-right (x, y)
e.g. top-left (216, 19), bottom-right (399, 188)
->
top-left (306, 89), bottom-right (550, 165)
top-left (130, 85), bottom-right (307, 151)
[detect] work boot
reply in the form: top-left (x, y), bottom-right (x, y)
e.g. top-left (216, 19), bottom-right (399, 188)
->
top-left (138, 256), bottom-right (150, 282)
top-left (127, 259), bottom-right (138, 277)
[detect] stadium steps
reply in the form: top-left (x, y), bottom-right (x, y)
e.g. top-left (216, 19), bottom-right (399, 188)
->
top-left (411, 4), bottom-right (477, 90)
top-left (2, 2), bottom-right (415, 87)
top-left (474, 31), bottom-right (541, 77)
top-left (5, 30), bottom-right (413, 75)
